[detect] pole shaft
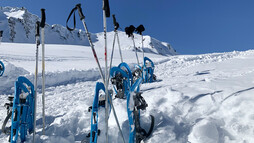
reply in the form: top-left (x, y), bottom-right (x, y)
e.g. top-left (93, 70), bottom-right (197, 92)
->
top-left (116, 32), bottom-right (123, 63)
top-left (81, 19), bottom-right (105, 82)
top-left (132, 35), bottom-right (140, 65)
top-left (142, 35), bottom-right (144, 65)
top-left (109, 32), bottom-right (117, 74)
top-left (41, 28), bottom-right (46, 135)
top-left (33, 36), bottom-right (39, 143)
top-left (103, 9), bottom-right (109, 143)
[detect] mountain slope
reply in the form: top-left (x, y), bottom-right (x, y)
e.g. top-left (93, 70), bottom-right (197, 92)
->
top-left (0, 6), bottom-right (176, 56)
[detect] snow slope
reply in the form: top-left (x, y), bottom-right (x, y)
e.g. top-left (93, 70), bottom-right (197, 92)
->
top-left (1, 41), bottom-right (254, 143)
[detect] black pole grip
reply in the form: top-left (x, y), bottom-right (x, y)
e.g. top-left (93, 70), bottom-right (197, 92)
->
top-left (112, 14), bottom-right (119, 30)
top-left (40, 9), bottom-right (46, 28)
top-left (103, 0), bottom-right (110, 17)
top-left (35, 21), bottom-right (40, 37)
top-left (112, 14), bottom-right (117, 26)
top-left (136, 24), bottom-right (145, 35)
top-left (76, 4), bottom-right (85, 20)
top-left (0, 30), bottom-right (3, 37)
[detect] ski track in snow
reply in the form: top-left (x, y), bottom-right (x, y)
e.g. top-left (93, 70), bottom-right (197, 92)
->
top-left (1, 43), bottom-right (254, 143)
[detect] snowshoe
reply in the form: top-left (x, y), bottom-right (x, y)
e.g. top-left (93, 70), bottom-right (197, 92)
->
top-left (10, 76), bottom-right (35, 143)
top-left (127, 77), bottom-right (155, 143)
top-left (89, 82), bottom-right (112, 143)
top-left (143, 57), bottom-right (156, 83)
top-left (0, 60), bottom-right (5, 76)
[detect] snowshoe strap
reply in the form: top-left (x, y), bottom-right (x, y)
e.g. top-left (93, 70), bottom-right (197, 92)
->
top-left (135, 92), bottom-right (148, 110)
top-left (134, 93), bottom-right (155, 142)
top-left (1, 111), bottom-right (12, 135)
top-left (146, 115), bottom-right (155, 137)
top-left (135, 115), bottom-right (155, 143)
top-left (88, 100), bottom-right (106, 112)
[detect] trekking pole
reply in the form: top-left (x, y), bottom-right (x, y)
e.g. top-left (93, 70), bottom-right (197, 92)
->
top-left (125, 25), bottom-right (140, 65)
top-left (40, 8), bottom-right (46, 135)
top-left (102, 0), bottom-right (110, 142)
top-left (33, 21), bottom-right (40, 143)
top-left (112, 14), bottom-right (123, 63)
top-left (103, 3), bottom-right (126, 143)
top-left (66, 4), bottom-right (126, 143)
top-left (108, 14), bottom-right (121, 83)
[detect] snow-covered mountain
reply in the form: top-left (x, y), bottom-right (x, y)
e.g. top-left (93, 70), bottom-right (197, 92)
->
top-left (0, 6), bottom-right (176, 56)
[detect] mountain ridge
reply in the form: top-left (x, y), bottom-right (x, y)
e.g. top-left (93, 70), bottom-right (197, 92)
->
top-left (0, 6), bottom-right (177, 56)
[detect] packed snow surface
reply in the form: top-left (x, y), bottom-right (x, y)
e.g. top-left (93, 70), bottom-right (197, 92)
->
top-left (1, 42), bottom-right (254, 143)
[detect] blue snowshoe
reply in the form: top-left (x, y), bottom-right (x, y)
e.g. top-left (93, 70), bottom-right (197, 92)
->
top-left (127, 77), bottom-right (155, 143)
top-left (110, 62), bottom-right (132, 99)
top-left (0, 60), bottom-right (5, 76)
top-left (143, 57), bottom-right (156, 83)
top-left (88, 82), bottom-right (112, 143)
top-left (9, 76), bottom-right (35, 143)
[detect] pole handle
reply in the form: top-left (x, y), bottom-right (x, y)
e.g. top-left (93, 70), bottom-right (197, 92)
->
top-left (40, 9), bottom-right (46, 28)
top-left (112, 14), bottom-right (117, 26)
top-left (35, 21), bottom-right (40, 37)
top-left (112, 14), bottom-right (119, 30)
top-left (76, 4), bottom-right (85, 20)
top-left (103, 0), bottom-right (110, 17)
top-left (0, 31), bottom-right (3, 37)
top-left (136, 24), bottom-right (145, 35)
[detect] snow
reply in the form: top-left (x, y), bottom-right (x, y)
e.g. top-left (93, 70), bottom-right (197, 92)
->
top-left (1, 41), bottom-right (254, 143)
top-left (4, 9), bottom-right (25, 19)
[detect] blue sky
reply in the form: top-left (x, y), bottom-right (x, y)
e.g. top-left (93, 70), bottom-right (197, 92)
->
top-left (1, 0), bottom-right (254, 54)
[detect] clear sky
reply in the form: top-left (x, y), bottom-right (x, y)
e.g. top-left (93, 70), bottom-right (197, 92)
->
top-left (1, 0), bottom-right (254, 54)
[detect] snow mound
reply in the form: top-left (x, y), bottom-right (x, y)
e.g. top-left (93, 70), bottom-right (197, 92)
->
top-left (0, 61), bottom-right (29, 95)
top-left (188, 118), bottom-right (220, 143)
top-left (26, 68), bottom-right (101, 89)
